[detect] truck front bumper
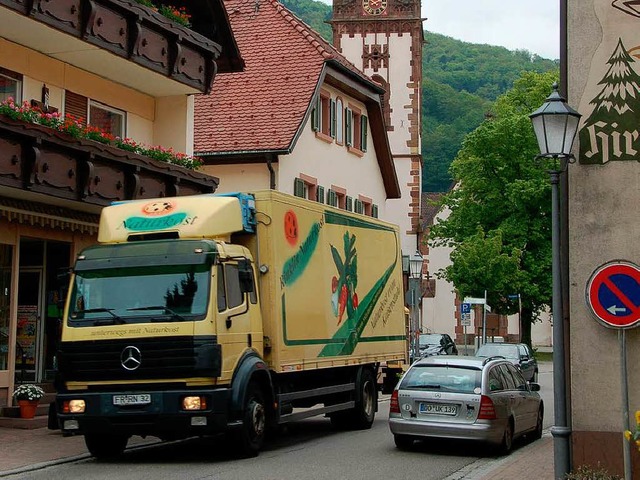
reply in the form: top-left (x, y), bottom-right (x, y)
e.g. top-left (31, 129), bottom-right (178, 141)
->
top-left (56, 388), bottom-right (232, 439)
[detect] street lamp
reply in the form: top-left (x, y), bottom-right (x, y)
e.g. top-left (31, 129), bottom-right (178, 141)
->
top-left (530, 82), bottom-right (581, 480)
top-left (408, 251), bottom-right (424, 362)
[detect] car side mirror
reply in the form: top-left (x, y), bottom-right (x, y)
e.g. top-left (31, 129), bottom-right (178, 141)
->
top-left (529, 382), bottom-right (541, 391)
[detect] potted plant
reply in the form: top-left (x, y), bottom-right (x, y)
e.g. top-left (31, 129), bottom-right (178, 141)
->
top-left (12, 384), bottom-right (45, 419)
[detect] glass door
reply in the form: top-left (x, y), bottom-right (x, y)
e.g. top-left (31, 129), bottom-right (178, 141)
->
top-left (0, 245), bottom-right (13, 371)
top-left (16, 269), bottom-right (43, 383)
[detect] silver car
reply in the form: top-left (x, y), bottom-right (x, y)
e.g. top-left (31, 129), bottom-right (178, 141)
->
top-left (388, 355), bottom-right (543, 454)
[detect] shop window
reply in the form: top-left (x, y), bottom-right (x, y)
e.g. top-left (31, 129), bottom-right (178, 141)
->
top-left (0, 68), bottom-right (22, 103)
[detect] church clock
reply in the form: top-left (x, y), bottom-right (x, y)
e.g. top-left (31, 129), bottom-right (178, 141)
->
top-left (362, 0), bottom-right (388, 15)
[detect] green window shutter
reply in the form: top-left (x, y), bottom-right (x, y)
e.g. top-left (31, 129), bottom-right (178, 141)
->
top-left (330, 99), bottom-right (336, 138)
top-left (294, 178), bottom-right (305, 198)
top-left (327, 189), bottom-right (337, 207)
top-left (372, 204), bottom-right (378, 218)
top-left (345, 108), bottom-right (352, 146)
top-left (311, 97), bottom-right (320, 132)
top-left (345, 196), bottom-right (353, 211)
top-left (354, 199), bottom-right (363, 214)
top-left (361, 115), bottom-right (368, 152)
top-left (316, 185), bottom-right (325, 203)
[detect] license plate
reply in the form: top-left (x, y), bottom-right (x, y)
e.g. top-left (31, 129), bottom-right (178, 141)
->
top-left (419, 403), bottom-right (458, 415)
top-left (113, 394), bottom-right (151, 406)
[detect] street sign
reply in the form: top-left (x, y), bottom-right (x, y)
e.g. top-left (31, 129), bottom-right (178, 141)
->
top-left (586, 260), bottom-right (640, 329)
top-left (461, 303), bottom-right (471, 314)
top-left (461, 316), bottom-right (472, 327)
top-left (461, 312), bottom-right (471, 320)
top-left (463, 297), bottom-right (485, 304)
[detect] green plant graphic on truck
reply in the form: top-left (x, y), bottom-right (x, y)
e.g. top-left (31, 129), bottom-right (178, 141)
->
top-left (331, 232), bottom-right (359, 325)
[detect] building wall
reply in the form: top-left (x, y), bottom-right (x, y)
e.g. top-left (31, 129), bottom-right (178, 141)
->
top-left (278, 84), bottom-right (389, 216)
top-left (567, 0), bottom-right (640, 475)
top-left (0, 38), bottom-right (192, 154)
top-left (200, 164), bottom-right (271, 193)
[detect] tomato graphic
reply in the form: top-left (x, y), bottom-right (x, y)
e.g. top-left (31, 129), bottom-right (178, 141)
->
top-left (331, 276), bottom-right (338, 293)
top-left (352, 293), bottom-right (359, 309)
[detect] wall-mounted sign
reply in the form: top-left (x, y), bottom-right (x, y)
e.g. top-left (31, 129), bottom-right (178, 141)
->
top-left (586, 260), bottom-right (640, 329)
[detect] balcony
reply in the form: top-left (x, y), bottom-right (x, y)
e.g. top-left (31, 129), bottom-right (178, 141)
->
top-left (0, 114), bottom-right (219, 208)
top-left (0, 0), bottom-right (243, 96)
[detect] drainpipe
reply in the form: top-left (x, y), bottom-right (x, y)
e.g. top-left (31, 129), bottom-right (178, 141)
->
top-left (266, 154), bottom-right (276, 190)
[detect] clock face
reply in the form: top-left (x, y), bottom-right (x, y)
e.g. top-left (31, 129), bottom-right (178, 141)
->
top-left (363, 0), bottom-right (387, 15)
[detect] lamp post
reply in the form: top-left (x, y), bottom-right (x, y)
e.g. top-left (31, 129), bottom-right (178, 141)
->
top-left (529, 83), bottom-right (581, 480)
top-left (408, 250), bottom-right (424, 362)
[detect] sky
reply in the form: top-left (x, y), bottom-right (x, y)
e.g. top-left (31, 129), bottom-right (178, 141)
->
top-left (421, 0), bottom-right (560, 60)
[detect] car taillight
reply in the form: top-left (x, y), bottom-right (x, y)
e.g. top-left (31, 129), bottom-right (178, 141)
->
top-left (389, 390), bottom-right (400, 414)
top-left (478, 395), bottom-right (497, 420)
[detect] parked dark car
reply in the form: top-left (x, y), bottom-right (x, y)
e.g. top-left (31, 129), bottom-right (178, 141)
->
top-left (475, 342), bottom-right (538, 382)
top-left (418, 333), bottom-right (458, 357)
top-left (388, 355), bottom-right (543, 454)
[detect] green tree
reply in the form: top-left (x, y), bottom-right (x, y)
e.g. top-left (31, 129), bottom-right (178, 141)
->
top-left (427, 70), bottom-right (559, 346)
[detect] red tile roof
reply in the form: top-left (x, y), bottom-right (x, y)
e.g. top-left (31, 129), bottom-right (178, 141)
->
top-left (194, 0), bottom-right (379, 155)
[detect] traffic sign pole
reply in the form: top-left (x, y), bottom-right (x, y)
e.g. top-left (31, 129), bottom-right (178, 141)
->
top-left (585, 260), bottom-right (640, 480)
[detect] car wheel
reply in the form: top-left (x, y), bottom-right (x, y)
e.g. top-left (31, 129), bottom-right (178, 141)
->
top-left (532, 405), bottom-right (544, 440)
top-left (85, 433), bottom-right (128, 460)
top-left (394, 434), bottom-right (414, 450)
top-left (498, 419), bottom-right (514, 455)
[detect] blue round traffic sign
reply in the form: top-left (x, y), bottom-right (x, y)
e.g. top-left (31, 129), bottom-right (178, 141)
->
top-left (586, 261), bottom-right (640, 329)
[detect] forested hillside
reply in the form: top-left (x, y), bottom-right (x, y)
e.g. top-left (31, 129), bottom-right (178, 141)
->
top-left (279, 0), bottom-right (558, 192)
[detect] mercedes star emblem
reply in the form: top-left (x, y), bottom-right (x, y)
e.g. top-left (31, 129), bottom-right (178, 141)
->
top-left (121, 346), bottom-right (142, 371)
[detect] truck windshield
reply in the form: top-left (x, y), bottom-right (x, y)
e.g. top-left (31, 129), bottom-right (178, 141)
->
top-left (68, 264), bottom-right (210, 326)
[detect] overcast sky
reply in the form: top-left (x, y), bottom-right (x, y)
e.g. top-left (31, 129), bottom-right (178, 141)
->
top-left (421, 0), bottom-right (560, 60)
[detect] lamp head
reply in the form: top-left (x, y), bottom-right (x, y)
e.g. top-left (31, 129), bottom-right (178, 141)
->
top-left (529, 82), bottom-right (582, 158)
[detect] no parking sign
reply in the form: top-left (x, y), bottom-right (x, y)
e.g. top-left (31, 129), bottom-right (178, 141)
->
top-left (585, 261), bottom-right (640, 329)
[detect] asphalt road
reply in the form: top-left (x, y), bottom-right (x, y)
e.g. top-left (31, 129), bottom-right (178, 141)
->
top-left (4, 362), bottom-right (553, 480)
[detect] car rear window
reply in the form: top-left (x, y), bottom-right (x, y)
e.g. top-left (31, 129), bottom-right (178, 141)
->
top-left (400, 365), bottom-right (482, 394)
top-left (476, 344), bottom-right (519, 360)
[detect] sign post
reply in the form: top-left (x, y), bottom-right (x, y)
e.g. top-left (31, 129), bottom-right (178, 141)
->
top-left (585, 260), bottom-right (640, 480)
top-left (463, 296), bottom-right (491, 348)
top-left (460, 303), bottom-right (471, 355)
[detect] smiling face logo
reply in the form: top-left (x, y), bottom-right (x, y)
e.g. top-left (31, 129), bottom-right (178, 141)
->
top-left (142, 201), bottom-right (175, 216)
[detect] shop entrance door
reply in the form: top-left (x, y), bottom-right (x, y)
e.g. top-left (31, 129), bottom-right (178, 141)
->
top-left (16, 268), bottom-right (43, 383)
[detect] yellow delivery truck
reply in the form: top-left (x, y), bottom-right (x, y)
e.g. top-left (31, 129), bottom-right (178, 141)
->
top-left (52, 191), bottom-right (407, 459)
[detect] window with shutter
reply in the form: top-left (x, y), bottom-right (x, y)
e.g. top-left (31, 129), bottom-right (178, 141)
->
top-left (372, 204), bottom-right (378, 218)
top-left (354, 199), bottom-right (363, 214)
top-left (316, 185), bottom-right (325, 203)
top-left (294, 178), bottom-right (305, 198)
top-left (311, 97), bottom-right (320, 132)
top-left (89, 100), bottom-right (125, 137)
top-left (327, 189), bottom-right (338, 207)
top-left (361, 115), bottom-right (368, 152)
top-left (336, 99), bottom-right (344, 144)
top-left (64, 91), bottom-right (88, 126)
top-left (330, 99), bottom-right (336, 138)
top-left (345, 196), bottom-right (353, 212)
top-left (345, 108), bottom-right (352, 146)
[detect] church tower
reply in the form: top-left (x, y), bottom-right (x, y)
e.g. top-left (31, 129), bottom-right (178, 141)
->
top-left (331, 0), bottom-right (423, 254)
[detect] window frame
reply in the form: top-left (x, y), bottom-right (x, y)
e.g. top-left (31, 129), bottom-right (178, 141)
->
top-left (0, 68), bottom-right (22, 104)
top-left (88, 99), bottom-right (126, 138)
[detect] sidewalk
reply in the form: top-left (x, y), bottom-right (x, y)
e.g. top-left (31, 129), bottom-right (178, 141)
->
top-left (0, 424), bottom-right (554, 478)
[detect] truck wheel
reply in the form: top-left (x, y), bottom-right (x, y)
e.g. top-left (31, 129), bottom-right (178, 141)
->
top-left (232, 382), bottom-right (266, 457)
top-left (352, 368), bottom-right (377, 429)
top-left (85, 433), bottom-right (128, 460)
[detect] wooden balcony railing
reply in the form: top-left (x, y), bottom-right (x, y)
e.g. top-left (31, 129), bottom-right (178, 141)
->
top-left (0, 115), bottom-right (219, 206)
top-left (0, 0), bottom-right (242, 93)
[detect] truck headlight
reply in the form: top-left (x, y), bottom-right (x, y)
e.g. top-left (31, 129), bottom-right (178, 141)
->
top-left (182, 396), bottom-right (207, 410)
top-left (63, 399), bottom-right (86, 413)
